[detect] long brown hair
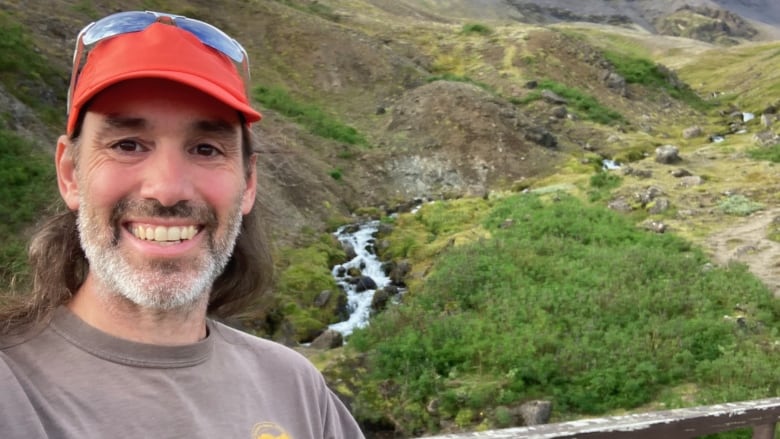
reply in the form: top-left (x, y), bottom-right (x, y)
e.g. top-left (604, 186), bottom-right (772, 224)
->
top-left (0, 126), bottom-right (274, 334)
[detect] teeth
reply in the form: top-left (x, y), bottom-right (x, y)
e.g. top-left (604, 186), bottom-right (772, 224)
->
top-left (132, 225), bottom-right (198, 242)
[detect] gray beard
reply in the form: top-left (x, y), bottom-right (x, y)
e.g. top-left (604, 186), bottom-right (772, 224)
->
top-left (76, 196), bottom-right (243, 313)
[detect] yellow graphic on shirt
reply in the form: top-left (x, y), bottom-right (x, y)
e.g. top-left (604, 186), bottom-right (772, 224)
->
top-left (252, 422), bottom-right (292, 439)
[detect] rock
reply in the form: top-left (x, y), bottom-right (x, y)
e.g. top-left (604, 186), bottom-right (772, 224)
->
top-left (514, 400), bottom-right (552, 426)
top-left (370, 288), bottom-right (390, 312)
top-left (622, 166), bottom-right (652, 179)
top-left (682, 125), bottom-right (703, 139)
top-left (389, 260), bottom-right (411, 286)
top-left (635, 186), bottom-right (664, 205)
top-left (608, 197), bottom-right (633, 213)
top-left (655, 145), bottom-right (681, 164)
top-left (602, 71), bottom-right (626, 96)
top-left (524, 80), bottom-right (538, 89)
top-left (341, 242), bottom-right (357, 261)
top-left (541, 89), bottom-right (568, 105)
top-left (347, 266), bottom-right (362, 278)
top-left (551, 106), bottom-right (567, 119)
top-left (310, 329), bottom-right (344, 349)
top-left (761, 113), bottom-right (773, 128)
top-left (640, 219), bottom-right (667, 233)
top-left (753, 130), bottom-right (779, 146)
top-left (677, 176), bottom-right (704, 187)
top-left (524, 126), bottom-right (558, 148)
top-left (354, 276), bottom-right (377, 292)
top-left (648, 197), bottom-right (671, 214)
top-left (314, 290), bottom-right (332, 308)
top-left (670, 168), bottom-right (692, 178)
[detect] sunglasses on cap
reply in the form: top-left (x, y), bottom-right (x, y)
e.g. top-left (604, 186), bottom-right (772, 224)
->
top-left (66, 10), bottom-right (251, 115)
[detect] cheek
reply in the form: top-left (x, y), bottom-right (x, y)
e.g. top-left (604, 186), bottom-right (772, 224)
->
top-left (77, 167), bottom-right (135, 219)
top-left (194, 173), bottom-right (247, 213)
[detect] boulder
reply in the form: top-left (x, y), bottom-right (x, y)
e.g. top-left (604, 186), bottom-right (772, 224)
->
top-left (310, 329), bottom-right (344, 349)
top-left (682, 125), bottom-right (703, 139)
top-left (655, 145), bottom-right (681, 164)
top-left (355, 276), bottom-right (377, 292)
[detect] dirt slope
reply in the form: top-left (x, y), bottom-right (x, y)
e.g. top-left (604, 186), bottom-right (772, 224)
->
top-left (706, 208), bottom-right (780, 296)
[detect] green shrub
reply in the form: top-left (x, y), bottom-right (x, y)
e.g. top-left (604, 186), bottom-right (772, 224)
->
top-left (329, 168), bottom-right (343, 180)
top-left (590, 171), bottom-right (622, 189)
top-left (588, 170), bottom-right (622, 201)
top-left (602, 51), bottom-right (710, 111)
top-left (461, 23), bottom-right (492, 36)
top-left (748, 143), bottom-right (780, 163)
top-left (718, 194), bottom-right (764, 216)
top-left (349, 194), bottom-right (780, 433)
top-left (253, 85), bottom-right (367, 146)
top-left (271, 232), bottom-right (347, 341)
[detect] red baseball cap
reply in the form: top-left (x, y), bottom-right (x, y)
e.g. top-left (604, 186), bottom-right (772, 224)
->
top-left (67, 22), bottom-right (262, 135)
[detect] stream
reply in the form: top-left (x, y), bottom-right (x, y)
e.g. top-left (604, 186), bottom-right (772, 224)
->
top-left (328, 220), bottom-right (392, 337)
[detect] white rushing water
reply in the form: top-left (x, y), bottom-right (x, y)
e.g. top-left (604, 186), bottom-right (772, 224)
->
top-left (328, 220), bottom-right (391, 337)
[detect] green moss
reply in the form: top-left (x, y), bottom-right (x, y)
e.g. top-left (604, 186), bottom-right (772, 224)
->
top-left (0, 129), bottom-right (57, 289)
top-left (0, 11), bottom-right (65, 126)
top-left (253, 85), bottom-right (368, 146)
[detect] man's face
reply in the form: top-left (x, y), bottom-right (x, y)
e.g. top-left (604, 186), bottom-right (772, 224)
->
top-left (56, 78), bottom-right (257, 311)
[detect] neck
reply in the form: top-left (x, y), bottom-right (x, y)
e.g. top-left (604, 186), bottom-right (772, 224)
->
top-left (67, 274), bottom-right (209, 345)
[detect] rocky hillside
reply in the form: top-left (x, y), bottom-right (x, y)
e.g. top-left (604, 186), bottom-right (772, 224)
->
top-left (3, 0), bottom-right (780, 322)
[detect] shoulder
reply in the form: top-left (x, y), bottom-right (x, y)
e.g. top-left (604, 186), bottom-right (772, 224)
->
top-left (208, 320), bottom-right (321, 376)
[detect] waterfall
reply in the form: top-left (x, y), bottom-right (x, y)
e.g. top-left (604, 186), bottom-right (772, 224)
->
top-left (328, 220), bottom-right (392, 337)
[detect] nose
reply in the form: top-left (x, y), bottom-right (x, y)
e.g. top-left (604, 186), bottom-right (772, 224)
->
top-left (138, 145), bottom-right (196, 207)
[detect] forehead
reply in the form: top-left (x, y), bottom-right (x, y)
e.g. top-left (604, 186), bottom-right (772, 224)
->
top-left (81, 78), bottom-right (242, 136)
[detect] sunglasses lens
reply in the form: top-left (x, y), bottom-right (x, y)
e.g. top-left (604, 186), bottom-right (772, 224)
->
top-left (176, 19), bottom-right (245, 62)
top-left (81, 11), bottom-right (156, 45)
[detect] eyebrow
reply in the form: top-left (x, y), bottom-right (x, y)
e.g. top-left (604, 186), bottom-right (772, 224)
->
top-left (192, 119), bottom-right (240, 143)
top-left (97, 115), bottom-right (240, 142)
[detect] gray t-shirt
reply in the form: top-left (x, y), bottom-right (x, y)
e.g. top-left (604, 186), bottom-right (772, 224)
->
top-left (0, 307), bottom-right (365, 438)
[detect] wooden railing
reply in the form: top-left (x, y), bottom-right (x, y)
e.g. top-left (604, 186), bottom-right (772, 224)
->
top-left (419, 397), bottom-right (780, 438)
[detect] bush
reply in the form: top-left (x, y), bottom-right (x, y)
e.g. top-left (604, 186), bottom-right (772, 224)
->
top-left (461, 23), bottom-right (492, 36)
top-left (348, 194), bottom-right (780, 433)
top-left (718, 194), bottom-right (763, 216)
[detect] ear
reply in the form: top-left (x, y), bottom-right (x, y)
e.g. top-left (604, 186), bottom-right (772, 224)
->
top-left (241, 154), bottom-right (257, 215)
top-left (56, 135), bottom-right (80, 211)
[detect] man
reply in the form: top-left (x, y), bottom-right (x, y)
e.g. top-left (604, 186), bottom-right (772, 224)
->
top-left (0, 11), bottom-right (365, 438)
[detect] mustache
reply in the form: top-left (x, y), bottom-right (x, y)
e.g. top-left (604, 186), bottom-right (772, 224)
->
top-left (109, 199), bottom-right (218, 244)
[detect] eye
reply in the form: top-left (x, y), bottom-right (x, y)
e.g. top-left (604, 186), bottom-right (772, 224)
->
top-left (111, 140), bottom-right (145, 153)
top-left (192, 143), bottom-right (222, 157)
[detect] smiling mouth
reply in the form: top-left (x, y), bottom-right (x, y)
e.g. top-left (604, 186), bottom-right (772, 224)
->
top-left (130, 224), bottom-right (200, 243)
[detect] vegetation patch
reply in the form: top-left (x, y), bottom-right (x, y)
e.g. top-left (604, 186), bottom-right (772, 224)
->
top-left (588, 170), bottom-right (622, 201)
top-left (461, 23), bottom-right (492, 36)
top-left (718, 194), bottom-right (764, 216)
top-left (348, 194), bottom-right (780, 435)
top-left (518, 79), bottom-right (624, 125)
top-left (0, 129), bottom-right (57, 290)
top-left (602, 50), bottom-right (710, 111)
top-left (747, 143), bottom-right (780, 163)
top-left (253, 85), bottom-right (368, 146)
top-left (0, 10), bottom-right (65, 125)
top-left (269, 232), bottom-right (347, 341)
